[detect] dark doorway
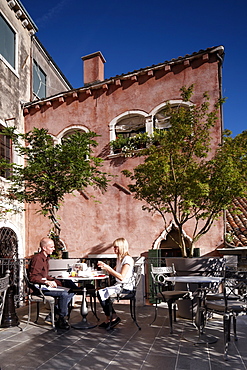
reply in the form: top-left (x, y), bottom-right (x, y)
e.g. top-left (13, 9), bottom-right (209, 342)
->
top-left (159, 226), bottom-right (191, 257)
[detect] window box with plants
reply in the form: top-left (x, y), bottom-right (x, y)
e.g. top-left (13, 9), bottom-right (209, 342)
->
top-left (110, 132), bottom-right (150, 156)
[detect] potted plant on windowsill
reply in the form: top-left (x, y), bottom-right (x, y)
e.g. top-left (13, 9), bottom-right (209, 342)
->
top-left (110, 133), bottom-right (150, 155)
top-left (110, 135), bottom-right (129, 154)
top-left (134, 132), bottom-right (149, 149)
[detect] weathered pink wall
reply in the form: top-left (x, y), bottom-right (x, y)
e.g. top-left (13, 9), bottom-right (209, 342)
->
top-left (24, 49), bottom-right (224, 257)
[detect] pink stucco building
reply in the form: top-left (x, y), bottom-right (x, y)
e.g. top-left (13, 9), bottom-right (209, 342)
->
top-left (23, 46), bottom-right (225, 258)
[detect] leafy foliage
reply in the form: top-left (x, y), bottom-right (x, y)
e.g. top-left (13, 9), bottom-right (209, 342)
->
top-left (123, 86), bottom-right (247, 257)
top-left (0, 183), bottom-right (21, 220)
top-left (3, 127), bottom-right (109, 255)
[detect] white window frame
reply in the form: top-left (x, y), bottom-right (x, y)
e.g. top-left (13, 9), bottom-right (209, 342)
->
top-left (0, 12), bottom-right (18, 76)
top-left (57, 126), bottom-right (89, 143)
top-left (150, 100), bottom-right (193, 132)
top-left (109, 110), bottom-right (150, 143)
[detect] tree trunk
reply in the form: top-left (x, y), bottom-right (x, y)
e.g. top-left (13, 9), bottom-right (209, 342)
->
top-left (48, 207), bottom-right (62, 258)
top-left (178, 227), bottom-right (187, 257)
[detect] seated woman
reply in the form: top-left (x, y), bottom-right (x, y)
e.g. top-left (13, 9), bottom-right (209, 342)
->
top-left (97, 238), bottom-right (134, 330)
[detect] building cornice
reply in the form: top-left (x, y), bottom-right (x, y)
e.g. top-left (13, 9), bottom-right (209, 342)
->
top-left (7, 0), bottom-right (38, 35)
top-left (23, 45), bottom-right (225, 116)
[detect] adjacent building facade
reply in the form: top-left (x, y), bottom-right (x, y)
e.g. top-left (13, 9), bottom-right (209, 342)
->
top-left (0, 0), bottom-right (72, 259)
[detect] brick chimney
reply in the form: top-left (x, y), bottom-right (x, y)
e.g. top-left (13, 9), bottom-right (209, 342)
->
top-left (82, 51), bottom-right (106, 86)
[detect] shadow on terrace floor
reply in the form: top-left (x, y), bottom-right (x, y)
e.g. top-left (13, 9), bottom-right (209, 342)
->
top-left (0, 300), bottom-right (247, 370)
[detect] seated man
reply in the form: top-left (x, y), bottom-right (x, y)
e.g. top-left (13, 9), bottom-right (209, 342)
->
top-left (29, 237), bottom-right (74, 330)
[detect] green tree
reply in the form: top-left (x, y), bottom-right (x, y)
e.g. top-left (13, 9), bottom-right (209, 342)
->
top-left (4, 127), bottom-right (109, 256)
top-left (0, 184), bottom-right (21, 220)
top-left (123, 87), bottom-right (247, 257)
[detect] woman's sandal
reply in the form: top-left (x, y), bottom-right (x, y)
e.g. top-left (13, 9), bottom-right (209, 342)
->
top-left (98, 321), bottom-right (108, 328)
top-left (106, 317), bottom-right (121, 330)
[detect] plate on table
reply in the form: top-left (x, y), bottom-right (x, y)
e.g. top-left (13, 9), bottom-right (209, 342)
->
top-left (77, 273), bottom-right (92, 278)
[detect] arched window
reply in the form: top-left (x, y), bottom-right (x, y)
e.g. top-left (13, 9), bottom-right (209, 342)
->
top-left (109, 111), bottom-right (150, 154)
top-left (57, 126), bottom-right (88, 143)
top-left (154, 106), bottom-right (177, 130)
top-left (0, 227), bottom-right (18, 259)
top-left (57, 126), bottom-right (90, 161)
top-left (0, 226), bottom-right (20, 291)
top-left (152, 100), bottom-right (193, 131)
top-left (115, 114), bottom-right (146, 138)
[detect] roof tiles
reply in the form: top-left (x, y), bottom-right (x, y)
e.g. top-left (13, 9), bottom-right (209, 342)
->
top-left (226, 197), bottom-right (247, 247)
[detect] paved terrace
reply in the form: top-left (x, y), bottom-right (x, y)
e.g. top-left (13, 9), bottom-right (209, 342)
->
top-left (0, 301), bottom-right (247, 370)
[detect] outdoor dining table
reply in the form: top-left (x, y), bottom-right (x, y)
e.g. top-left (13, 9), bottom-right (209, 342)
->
top-left (162, 275), bottom-right (224, 344)
top-left (55, 273), bottom-right (109, 329)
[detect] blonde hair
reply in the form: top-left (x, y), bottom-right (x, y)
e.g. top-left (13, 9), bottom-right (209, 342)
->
top-left (113, 238), bottom-right (130, 260)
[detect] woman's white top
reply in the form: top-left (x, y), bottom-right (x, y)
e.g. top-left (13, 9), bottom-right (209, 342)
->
top-left (98, 255), bottom-right (134, 301)
top-left (115, 255), bottom-right (134, 290)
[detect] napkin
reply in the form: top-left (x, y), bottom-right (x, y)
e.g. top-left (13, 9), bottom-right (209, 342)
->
top-left (98, 285), bottom-right (122, 301)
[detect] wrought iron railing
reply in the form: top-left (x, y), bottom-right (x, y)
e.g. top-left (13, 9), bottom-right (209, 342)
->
top-left (0, 258), bottom-right (27, 307)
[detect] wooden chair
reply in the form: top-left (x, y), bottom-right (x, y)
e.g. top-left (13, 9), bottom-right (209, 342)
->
top-left (23, 270), bottom-right (56, 330)
top-left (150, 264), bottom-right (191, 334)
top-left (0, 270), bottom-right (10, 325)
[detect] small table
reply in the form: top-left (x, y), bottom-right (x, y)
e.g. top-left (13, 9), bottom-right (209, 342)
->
top-left (163, 275), bottom-right (223, 344)
top-left (56, 273), bottom-right (109, 330)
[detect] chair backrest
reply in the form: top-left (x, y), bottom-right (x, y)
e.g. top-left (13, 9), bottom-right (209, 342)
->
top-left (224, 273), bottom-right (247, 301)
top-left (150, 264), bottom-right (175, 284)
top-left (209, 258), bottom-right (226, 277)
top-left (132, 263), bottom-right (143, 291)
top-left (170, 257), bottom-right (226, 277)
top-left (23, 268), bottom-right (42, 297)
top-left (0, 271), bottom-right (10, 324)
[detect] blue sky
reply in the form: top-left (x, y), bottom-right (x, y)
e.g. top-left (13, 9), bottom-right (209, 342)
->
top-left (21, 0), bottom-right (247, 137)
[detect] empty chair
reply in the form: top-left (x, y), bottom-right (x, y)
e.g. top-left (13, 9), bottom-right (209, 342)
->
top-left (150, 264), bottom-right (191, 334)
top-left (203, 274), bottom-right (247, 360)
top-left (23, 269), bottom-right (56, 330)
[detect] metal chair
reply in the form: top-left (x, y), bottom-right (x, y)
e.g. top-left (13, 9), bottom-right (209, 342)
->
top-left (108, 262), bottom-right (143, 330)
top-left (0, 270), bottom-right (10, 325)
top-left (203, 273), bottom-right (247, 360)
top-left (150, 264), bottom-right (191, 334)
top-left (23, 270), bottom-right (56, 330)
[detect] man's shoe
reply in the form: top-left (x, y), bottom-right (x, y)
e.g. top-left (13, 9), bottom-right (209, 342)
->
top-left (106, 317), bottom-right (121, 331)
top-left (56, 317), bottom-right (70, 330)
